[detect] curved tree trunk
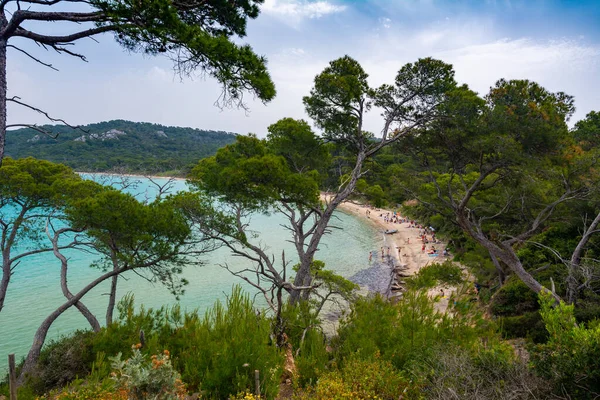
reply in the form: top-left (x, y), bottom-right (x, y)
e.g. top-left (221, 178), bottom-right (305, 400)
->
top-left (0, 208), bottom-right (27, 313)
top-left (567, 211), bottom-right (600, 304)
top-left (458, 214), bottom-right (560, 303)
top-left (289, 151), bottom-right (366, 304)
top-left (18, 266), bottom-right (125, 384)
top-left (52, 237), bottom-right (101, 332)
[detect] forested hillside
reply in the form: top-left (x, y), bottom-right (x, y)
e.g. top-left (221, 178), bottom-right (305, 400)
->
top-left (5, 120), bottom-right (238, 174)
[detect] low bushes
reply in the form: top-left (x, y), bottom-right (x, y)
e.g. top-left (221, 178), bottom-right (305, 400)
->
top-left (530, 292), bottom-right (600, 398)
top-left (419, 346), bottom-right (552, 400)
top-left (406, 262), bottom-right (464, 290)
top-left (296, 356), bottom-right (414, 400)
top-left (333, 290), bottom-right (491, 372)
top-left (24, 286), bottom-right (284, 399)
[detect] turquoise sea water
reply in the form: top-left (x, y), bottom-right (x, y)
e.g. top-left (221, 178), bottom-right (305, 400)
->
top-left (0, 176), bottom-right (384, 373)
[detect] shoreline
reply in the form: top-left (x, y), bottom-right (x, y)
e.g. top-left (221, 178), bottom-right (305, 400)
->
top-left (322, 193), bottom-right (450, 299)
top-left (77, 171), bottom-right (187, 181)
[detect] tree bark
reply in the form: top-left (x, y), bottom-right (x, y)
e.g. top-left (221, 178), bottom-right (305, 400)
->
top-left (567, 211), bottom-right (600, 304)
top-left (457, 214), bottom-right (560, 303)
top-left (289, 150), bottom-right (366, 304)
top-left (105, 250), bottom-right (119, 326)
top-left (489, 251), bottom-right (506, 286)
top-left (0, 247), bottom-right (9, 313)
top-left (18, 266), bottom-right (125, 384)
top-left (0, 207), bottom-right (28, 313)
top-left (0, 35), bottom-right (6, 165)
top-left (51, 233), bottom-right (101, 332)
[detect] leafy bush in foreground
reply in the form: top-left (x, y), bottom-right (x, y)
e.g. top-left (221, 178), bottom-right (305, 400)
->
top-left (530, 291), bottom-right (600, 398)
top-left (294, 356), bottom-right (414, 400)
top-left (25, 287), bottom-right (283, 399)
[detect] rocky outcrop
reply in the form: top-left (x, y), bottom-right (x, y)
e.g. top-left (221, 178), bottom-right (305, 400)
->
top-left (89, 129), bottom-right (126, 141)
top-left (155, 130), bottom-right (168, 138)
top-left (388, 263), bottom-right (409, 301)
top-left (74, 129), bottom-right (126, 142)
top-left (27, 134), bottom-right (41, 143)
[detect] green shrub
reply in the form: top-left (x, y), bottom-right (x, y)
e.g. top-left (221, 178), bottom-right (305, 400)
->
top-left (334, 290), bottom-right (494, 371)
top-left (406, 262), bottom-right (464, 290)
top-left (498, 311), bottom-right (548, 343)
top-left (23, 288), bottom-right (283, 399)
top-left (489, 278), bottom-right (538, 316)
top-left (165, 286), bottom-right (284, 398)
top-left (294, 329), bottom-right (330, 388)
top-left (38, 377), bottom-right (125, 400)
top-left (297, 356), bottom-right (414, 400)
top-left (530, 291), bottom-right (600, 398)
top-left (110, 347), bottom-right (186, 399)
top-left (364, 185), bottom-right (386, 208)
top-left (24, 330), bottom-right (96, 394)
top-left (279, 301), bottom-right (330, 387)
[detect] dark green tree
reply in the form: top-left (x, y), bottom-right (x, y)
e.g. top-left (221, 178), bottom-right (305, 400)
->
top-left (394, 79), bottom-right (597, 302)
top-left (0, 0), bottom-right (276, 164)
top-left (0, 157), bottom-right (85, 314)
top-left (190, 56), bottom-right (457, 313)
top-left (287, 56), bottom-right (456, 302)
top-left (18, 183), bottom-right (215, 382)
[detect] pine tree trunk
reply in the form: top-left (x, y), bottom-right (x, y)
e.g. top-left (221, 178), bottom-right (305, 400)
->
top-left (0, 37), bottom-right (7, 165)
top-left (289, 151), bottom-right (366, 304)
top-left (105, 252), bottom-right (119, 326)
top-left (0, 249), bottom-right (9, 313)
top-left (18, 267), bottom-right (125, 384)
top-left (55, 239), bottom-right (101, 332)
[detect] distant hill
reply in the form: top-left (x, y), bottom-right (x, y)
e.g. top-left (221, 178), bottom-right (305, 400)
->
top-left (5, 120), bottom-right (238, 175)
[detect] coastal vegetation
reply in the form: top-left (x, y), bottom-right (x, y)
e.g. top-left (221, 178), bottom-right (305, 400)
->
top-left (2, 34), bottom-right (600, 400)
top-left (5, 120), bottom-right (237, 175)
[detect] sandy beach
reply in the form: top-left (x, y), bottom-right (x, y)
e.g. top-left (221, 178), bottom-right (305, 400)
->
top-left (322, 193), bottom-right (453, 304)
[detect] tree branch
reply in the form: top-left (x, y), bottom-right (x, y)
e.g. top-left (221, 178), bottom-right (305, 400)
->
top-left (2, 10), bottom-right (106, 38)
top-left (7, 96), bottom-right (86, 132)
top-left (7, 44), bottom-right (58, 70)
top-left (6, 124), bottom-right (59, 138)
top-left (12, 25), bottom-right (118, 46)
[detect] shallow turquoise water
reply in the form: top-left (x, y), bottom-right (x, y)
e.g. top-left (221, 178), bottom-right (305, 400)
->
top-left (0, 176), bottom-right (383, 373)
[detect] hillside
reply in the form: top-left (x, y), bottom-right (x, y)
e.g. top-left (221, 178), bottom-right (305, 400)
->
top-left (5, 120), bottom-right (238, 174)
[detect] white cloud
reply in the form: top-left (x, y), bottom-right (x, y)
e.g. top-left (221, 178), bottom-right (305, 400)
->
top-left (262, 0), bottom-right (346, 20)
top-left (379, 17), bottom-right (392, 29)
top-left (7, 9), bottom-right (600, 139)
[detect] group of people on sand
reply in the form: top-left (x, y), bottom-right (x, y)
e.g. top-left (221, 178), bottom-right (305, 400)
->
top-left (368, 207), bottom-right (455, 262)
top-left (420, 244), bottom-right (449, 256)
top-left (379, 211), bottom-right (408, 224)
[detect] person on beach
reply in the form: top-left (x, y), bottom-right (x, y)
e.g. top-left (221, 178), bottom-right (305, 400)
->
top-left (381, 247), bottom-right (385, 259)
top-left (422, 244), bottom-right (426, 252)
top-left (369, 252), bottom-right (373, 263)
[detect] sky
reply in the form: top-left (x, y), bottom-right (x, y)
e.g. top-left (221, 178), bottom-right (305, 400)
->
top-left (7, 0), bottom-right (600, 136)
